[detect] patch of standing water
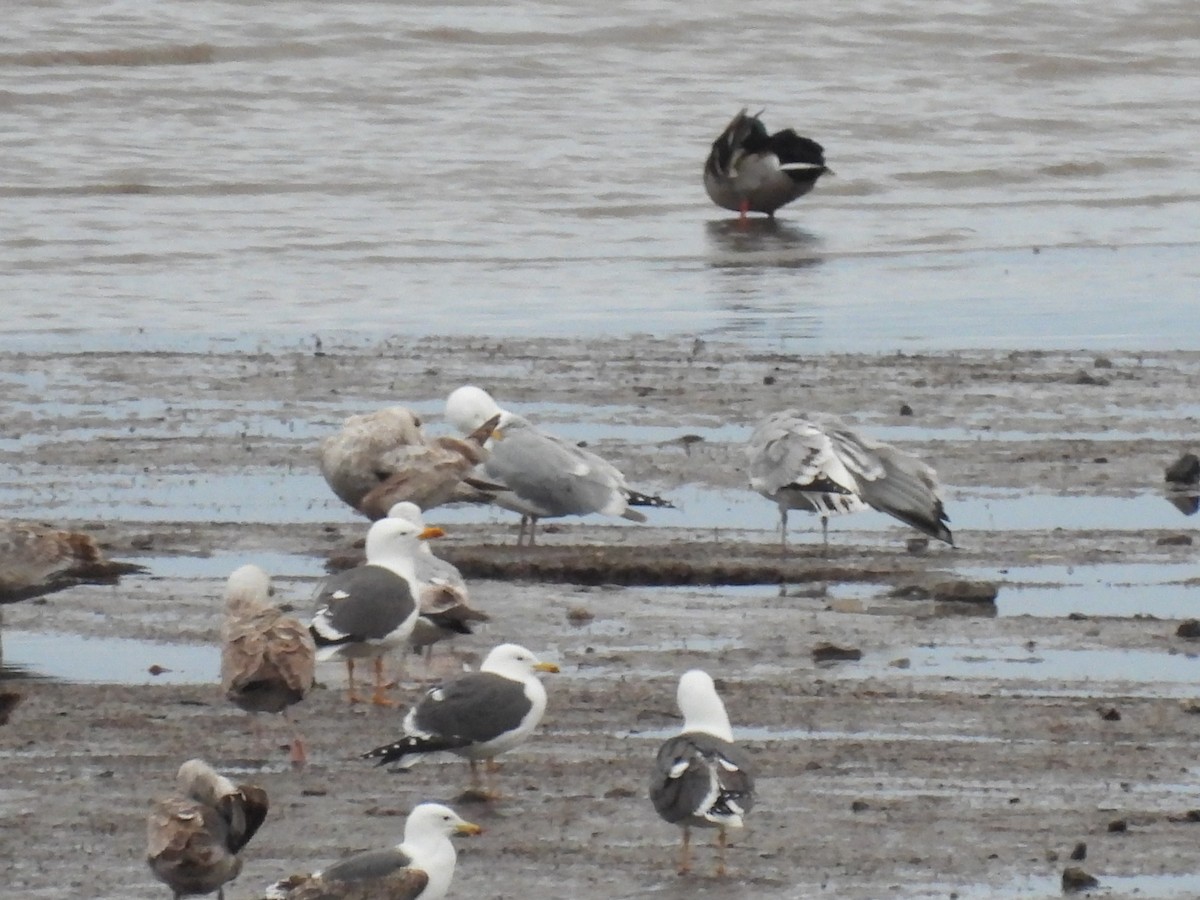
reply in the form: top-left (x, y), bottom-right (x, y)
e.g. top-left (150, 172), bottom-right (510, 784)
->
top-left (846, 641), bottom-right (1200, 699)
top-left (962, 562), bottom-right (1200, 618)
top-left (901, 872), bottom-right (1200, 898)
top-left (0, 631), bottom-right (218, 685)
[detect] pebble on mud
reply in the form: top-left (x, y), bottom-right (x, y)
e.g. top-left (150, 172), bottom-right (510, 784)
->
top-left (1070, 841), bottom-right (1087, 860)
top-left (1061, 866), bottom-right (1100, 893)
top-left (811, 643), bottom-right (863, 663)
top-left (931, 580), bottom-right (1000, 603)
top-left (1176, 620), bottom-right (1200, 639)
top-left (1165, 452), bottom-right (1200, 485)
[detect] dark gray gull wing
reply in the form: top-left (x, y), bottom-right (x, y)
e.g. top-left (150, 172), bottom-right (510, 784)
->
top-left (309, 565), bottom-right (416, 649)
top-left (319, 847), bottom-right (416, 883)
top-left (650, 732), bottom-right (755, 828)
top-left (362, 672), bottom-right (532, 765)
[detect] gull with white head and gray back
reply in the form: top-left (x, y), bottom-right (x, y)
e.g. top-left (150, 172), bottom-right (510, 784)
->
top-left (362, 642), bottom-right (559, 799)
top-left (386, 502), bottom-right (490, 665)
top-left (443, 385), bottom-right (672, 545)
top-left (263, 802), bottom-right (480, 900)
top-left (747, 409), bottom-right (953, 552)
top-left (649, 670), bottom-right (755, 878)
top-left (308, 515), bottom-right (444, 705)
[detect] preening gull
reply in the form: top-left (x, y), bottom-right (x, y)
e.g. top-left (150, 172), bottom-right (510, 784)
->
top-left (0, 519), bottom-right (143, 604)
top-left (444, 385), bottom-right (673, 545)
top-left (221, 564), bottom-right (317, 767)
top-left (309, 516), bottom-right (444, 705)
top-left (704, 108), bottom-right (829, 220)
top-left (263, 802), bottom-right (480, 900)
top-left (649, 670), bottom-right (755, 877)
top-left (747, 410), bottom-right (953, 549)
top-left (362, 642), bottom-right (558, 798)
top-left (146, 758), bottom-right (269, 900)
top-left (386, 502), bottom-right (489, 660)
top-left (318, 406), bottom-right (501, 519)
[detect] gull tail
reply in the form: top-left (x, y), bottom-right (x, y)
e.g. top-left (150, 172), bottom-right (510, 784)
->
top-left (361, 734), bottom-right (465, 768)
top-left (624, 489), bottom-right (675, 510)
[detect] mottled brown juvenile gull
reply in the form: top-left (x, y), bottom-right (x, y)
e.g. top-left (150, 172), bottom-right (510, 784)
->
top-left (704, 108), bottom-right (829, 220)
top-left (318, 406), bottom-right (501, 519)
top-left (649, 670), bottom-right (755, 878)
top-left (263, 802), bottom-right (480, 900)
top-left (221, 564), bottom-right (317, 767)
top-left (385, 502), bottom-right (489, 659)
top-left (444, 385), bottom-right (673, 545)
top-left (146, 758), bottom-right (269, 900)
top-left (362, 642), bottom-right (558, 798)
top-left (308, 516), bottom-right (444, 705)
top-left (747, 409), bottom-right (954, 550)
top-left (0, 519), bottom-right (143, 603)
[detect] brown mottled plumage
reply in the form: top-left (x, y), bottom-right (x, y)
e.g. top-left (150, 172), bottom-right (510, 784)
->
top-left (0, 519), bottom-right (143, 603)
top-left (318, 407), bottom-right (502, 519)
top-left (147, 759), bottom-right (269, 900)
top-left (264, 869), bottom-right (429, 900)
top-left (221, 565), bottom-right (316, 766)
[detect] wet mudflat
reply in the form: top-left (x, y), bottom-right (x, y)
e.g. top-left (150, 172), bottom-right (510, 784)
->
top-left (2, 337), bottom-right (1200, 899)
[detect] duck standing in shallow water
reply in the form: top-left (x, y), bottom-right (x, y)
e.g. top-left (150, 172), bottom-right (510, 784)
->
top-left (704, 108), bottom-right (829, 220)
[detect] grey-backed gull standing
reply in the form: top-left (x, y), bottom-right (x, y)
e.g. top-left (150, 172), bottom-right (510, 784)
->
top-left (704, 108), bottom-right (829, 220)
top-left (747, 409), bottom-right (954, 550)
top-left (264, 802), bottom-right (480, 900)
top-left (362, 642), bottom-right (558, 798)
top-left (309, 516), bottom-right (444, 705)
top-left (443, 385), bottom-right (672, 545)
top-left (385, 502), bottom-right (489, 661)
top-left (221, 564), bottom-right (316, 767)
top-left (146, 758), bottom-right (269, 900)
top-left (649, 670), bottom-right (755, 877)
top-left (318, 406), bottom-right (501, 519)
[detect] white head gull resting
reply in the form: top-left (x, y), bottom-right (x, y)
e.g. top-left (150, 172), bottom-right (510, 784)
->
top-left (385, 502), bottom-right (489, 661)
top-left (317, 405), bottom-right (501, 519)
top-left (703, 108), bottom-right (829, 220)
top-left (362, 642), bottom-right (558, 799)
top-left (649, 670), bottom-right (755, 878)
top-left (308, 515), bottom-right (444, 705)
top-left (146, 758), bottom-right (269, 900)
top-left (443, 385), bottom-right (673, 546)
top-left (221, 564), bottom-right (317, 767)
top-left (747, 409), bottom-right (953, 551)
top-left (264, 802), bottom-right (480, 900)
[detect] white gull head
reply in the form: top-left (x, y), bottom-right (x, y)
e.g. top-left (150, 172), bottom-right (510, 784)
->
top-left (677, 669), bottom-right (733, 743)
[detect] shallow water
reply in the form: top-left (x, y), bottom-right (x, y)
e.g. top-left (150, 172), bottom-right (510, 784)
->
top-left (2, 0), bottom-right (1197, 351)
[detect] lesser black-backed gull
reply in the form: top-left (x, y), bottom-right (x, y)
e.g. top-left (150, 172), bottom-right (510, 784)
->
top-left (443, 385), bottom-right (673, 545)
top-left (362, 642), bottom-right (558, 798)
top-left (221, 564), bottom-right (317, 767)
top-left (386, 502), bottom-right (489, 661)
top-left (264, 802), bottom-right (480, 900)
top-left (747, 409), bottom-right (954, 550)
top-left (309, 516), bottom-right (444, 705)
top-left (704, 108), bottom-right (829, 220)
top-left (146, 758), bottom-right (269, 900)
top-left (318, 406), bottom-right (502, 519)
top-left (649, 670), bottom-right (755, 877)
top-left (0, 519), bottom-right (144, 604)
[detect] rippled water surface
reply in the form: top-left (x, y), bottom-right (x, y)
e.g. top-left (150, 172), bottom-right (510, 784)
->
top-left (2, 0), bottom-right (1197, 350)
